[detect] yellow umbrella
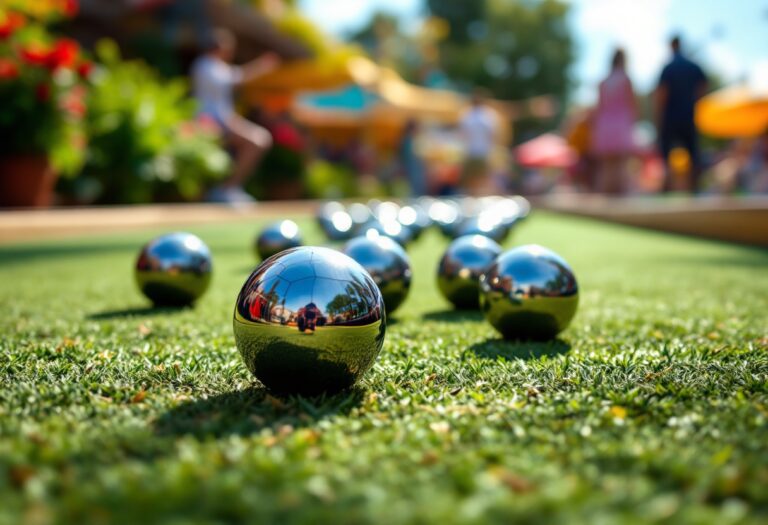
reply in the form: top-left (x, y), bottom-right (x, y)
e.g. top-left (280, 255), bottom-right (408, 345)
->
top-left (245, 57), bottom-right (379, 98)
top-left (696, 85), bottom-right (768, 138)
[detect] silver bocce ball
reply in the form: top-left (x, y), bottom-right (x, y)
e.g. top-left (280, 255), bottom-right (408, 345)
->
top-left (233, 246), bottom-right (386, 395)
top-left (255, 220), bottom-right (302, 261)
top-left (342, 234), bottom-right (412, 314)
top-left (437, 235), bottom-right (502, 309)
top-left (135, 232), bottom-right (212, 306)
top-left (479, 244), bottom-right (579, 340)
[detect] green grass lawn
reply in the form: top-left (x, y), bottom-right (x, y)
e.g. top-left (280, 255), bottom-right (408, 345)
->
top-left (0, 212), bottom-right (766, 524)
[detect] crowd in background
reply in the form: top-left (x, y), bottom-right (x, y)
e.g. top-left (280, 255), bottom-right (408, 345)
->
top-left (194, 27), bottom-right (768, 202)
top-left (568, 36), bottom-right (768, 196)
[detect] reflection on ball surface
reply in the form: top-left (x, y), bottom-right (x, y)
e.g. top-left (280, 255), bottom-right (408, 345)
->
top-left (437, 235), bottom-right (502, 309)
top-left (455, 214), bottom-right (509, 243)
top-left (480, 245), bottom-right (578, 340)
top-left (343, 234), bottom-right (412, 314)
top-left (233, 247), bottom-right (386, 395)
top-left (135, 232), bottom-right (212, 306)
top-left (359, 219), bottom-right (413, 247)
top-left (317, 202), bottom-right (354, 241)
top-left (255, 220), bottom-right (302, 260)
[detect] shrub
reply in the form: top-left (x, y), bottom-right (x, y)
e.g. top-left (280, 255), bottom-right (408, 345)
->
top-left (82, 40), bottom-right (229, 203)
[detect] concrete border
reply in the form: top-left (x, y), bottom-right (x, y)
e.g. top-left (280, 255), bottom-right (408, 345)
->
top-left (1, 196), bottom-right (766, 248)
top-left (532, 194), bottom-right (768, 247)
top-left (0, 202), bottom-right (314, 244)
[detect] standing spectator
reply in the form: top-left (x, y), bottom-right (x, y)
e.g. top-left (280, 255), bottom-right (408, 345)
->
top-left (399, 119), bottom-right (427, 196)
top-left (460, 90), bottom-right (498, 195)
top-left (656, 35), bottom-right (708, 192)
top-left (192, 29), bottom-right (280, 204)
top-left (591, 49), bottom-right (636, 194)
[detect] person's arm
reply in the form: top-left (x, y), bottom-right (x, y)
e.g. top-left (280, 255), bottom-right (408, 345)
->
top-left (695, 66), bottom-right (708, 101)
top-left (237, 52), bottom-right (281, 85)
top-left (655, 68), bottom-right (669, 128)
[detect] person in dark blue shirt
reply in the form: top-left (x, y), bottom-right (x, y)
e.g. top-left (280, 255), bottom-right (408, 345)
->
top-left (656, 36), bottom-right (708, 192)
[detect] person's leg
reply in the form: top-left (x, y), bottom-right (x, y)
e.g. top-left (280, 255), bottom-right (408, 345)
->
top-left (607, 156), bottom-right (622, 194)
top-left (596, 156), bottom-right (618, 194)
top-left (681, 123), bottom-right (702, 192)
top-left (226, 114), bottom-right (273, 188)
top-left (616, 155), bottom-right (630, 194)
top-left (659, 123), bottom-right (674, 192)
top-left (594, 157), bottom-right (607, 193)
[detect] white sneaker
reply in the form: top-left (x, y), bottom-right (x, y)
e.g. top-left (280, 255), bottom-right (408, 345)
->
top-left (206, 186), bottom-right (256, 205)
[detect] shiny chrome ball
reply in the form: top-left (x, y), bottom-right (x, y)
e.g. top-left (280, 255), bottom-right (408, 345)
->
top-left (512, 196), bottom-right (531, 220)
top-left (317, 202), bottom-right (355, 241)
top-left (437, 235), bottom-right (502, 309)
top-left (398, 203), bottom-right (432, 239)
top-left (455, 214), bottom-right (509, 243)
top-left (358, 219), bottom-right (414, 247)
top-left (233, 247), bottom-right (386, 395)
top-left (255, 220), bottom-right (302, 261)
top-left (480, 245), bottom-right (579, 340)
top-left (343, 234), bottom-right (412, 314)
top-left (135, 232), bottom-right (212, 306)
top-left (428, 199), bottom-right (464, 238)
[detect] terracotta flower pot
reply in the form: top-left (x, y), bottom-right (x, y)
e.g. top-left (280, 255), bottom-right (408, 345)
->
top-left (0, 155), bottom-right (57, 208)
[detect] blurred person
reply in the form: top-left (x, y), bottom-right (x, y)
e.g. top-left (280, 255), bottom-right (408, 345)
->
top-left (192, 28), bottom-right (280, 204)
top-left (591, 49), bottom-right (636, 194)
top-left (655, 35), bottom-right (708, 193)
top-left (460, 90), bottom-right (498, 195)
top-left (399, 119), bottom-right (427, 196)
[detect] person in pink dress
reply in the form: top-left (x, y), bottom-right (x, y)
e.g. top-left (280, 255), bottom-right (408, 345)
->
top-left (590, 49), bottom-right (637, 194)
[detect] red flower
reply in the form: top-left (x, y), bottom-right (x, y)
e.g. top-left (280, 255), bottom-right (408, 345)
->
top-left (76, 60), bottom-right (93, 79)
top-left (35, 83), bottom-right (51, 102)
top-left (0, 59), bottom-right (19, 80)
top-left (273, 122), bottom-right (304, 152)
top-left (60, 0), bottom-right (79, 17)
top-left (20, 45), bottom-right (51, 67)
top-left (0, 12), bottom-right (25, 40)
top-left (47, 39), bottom-right (79, 70)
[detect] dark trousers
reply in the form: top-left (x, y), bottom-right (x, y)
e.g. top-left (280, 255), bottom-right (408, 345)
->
top-left (659, 120), bottom-right (701, 192)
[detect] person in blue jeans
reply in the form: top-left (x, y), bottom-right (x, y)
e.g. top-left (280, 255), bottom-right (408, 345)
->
top-left (655, 36), bottom-right (708, 192)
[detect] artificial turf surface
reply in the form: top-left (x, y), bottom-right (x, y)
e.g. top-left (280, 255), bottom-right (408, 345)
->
top-left (0, 212), bottom-right (766, 524)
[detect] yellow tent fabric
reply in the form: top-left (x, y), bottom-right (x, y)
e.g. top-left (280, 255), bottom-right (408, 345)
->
top-left (245, 57), bottom-right (465, 123)
top-left (696, 85), bottom-right (768, 138)
top-left (246, 56), bottom-right (378, 95)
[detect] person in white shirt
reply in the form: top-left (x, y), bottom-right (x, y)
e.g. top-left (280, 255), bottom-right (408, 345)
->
top-left (192, 29), bottom-right (280, 203)
top-left (460, 91), bottom-right (498, 195)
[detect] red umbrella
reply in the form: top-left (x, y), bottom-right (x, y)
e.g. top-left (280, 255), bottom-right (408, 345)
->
top-left (515, 133), bottom-right (577, 169)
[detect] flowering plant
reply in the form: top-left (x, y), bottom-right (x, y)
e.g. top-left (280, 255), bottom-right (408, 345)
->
top-left (0, 0), bottom-right (90, 173)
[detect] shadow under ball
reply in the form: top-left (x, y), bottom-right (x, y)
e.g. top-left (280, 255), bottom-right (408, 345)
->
top-left (479, 244), bottom-right (579, 340)
top-left (342, 235), bottom-right (412, 314)
top-left (233, 246), bottom-right (386, 395)
top-left (135, 232), bottom-right (212, 306)
top-left (255, 220), bottom-right (302, 261)
top-left (437, 235), bottom-right (502, 309)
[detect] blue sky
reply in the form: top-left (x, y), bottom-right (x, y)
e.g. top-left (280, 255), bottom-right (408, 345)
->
top-left (298, 0), bottom-right (768, 103)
